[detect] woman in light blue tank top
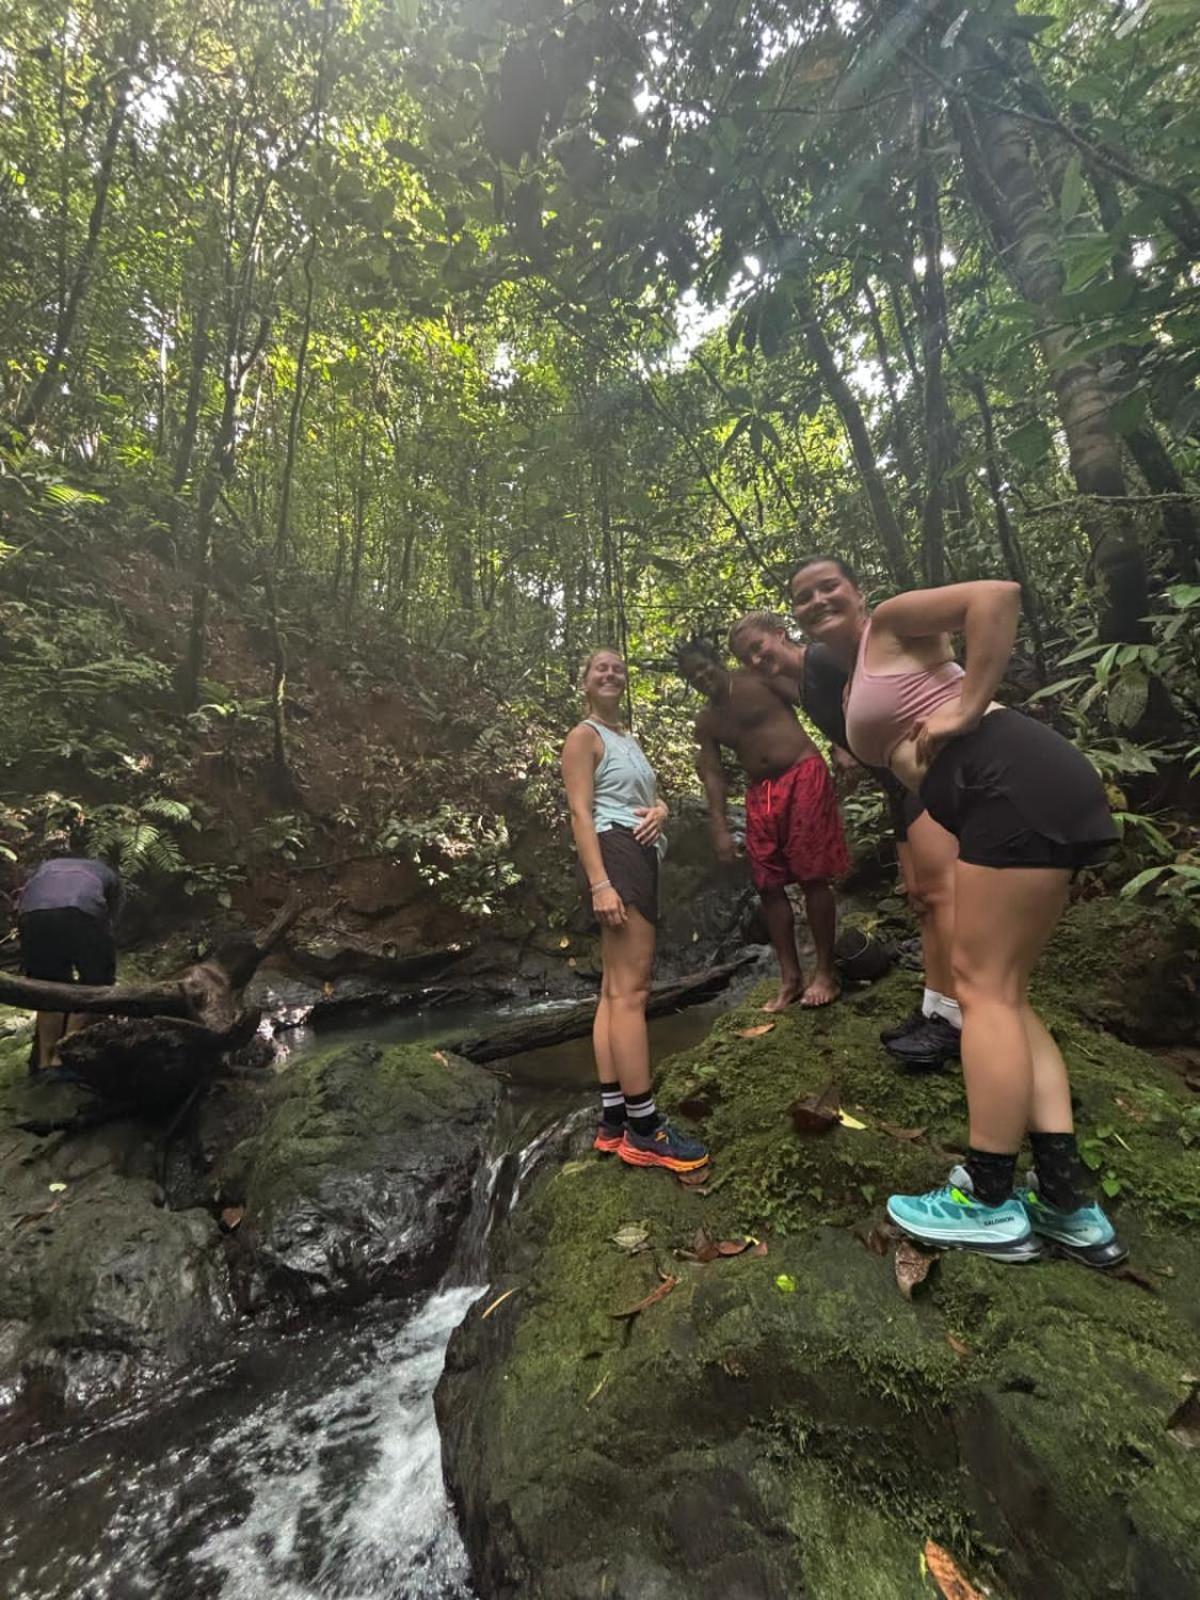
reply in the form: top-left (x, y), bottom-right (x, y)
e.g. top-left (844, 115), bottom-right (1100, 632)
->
top-left (561, 649), bottom-right (708, 1175)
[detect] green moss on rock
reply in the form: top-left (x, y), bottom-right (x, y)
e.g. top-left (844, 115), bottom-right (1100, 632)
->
top-left (438, 899), bottom-right (1200, 1599)
top-left (228, 1040), bottom-right (500, 1303)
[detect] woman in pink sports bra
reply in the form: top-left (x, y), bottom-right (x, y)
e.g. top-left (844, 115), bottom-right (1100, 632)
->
top-left (789, 556), bottom-right (1123, 1271)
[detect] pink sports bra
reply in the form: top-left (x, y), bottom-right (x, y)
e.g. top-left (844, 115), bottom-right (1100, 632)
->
top-left (844, 619), bottom-right (965, 769)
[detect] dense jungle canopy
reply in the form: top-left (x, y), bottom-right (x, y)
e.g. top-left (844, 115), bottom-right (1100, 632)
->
top-left (1, 0), bottom-right (1198, 921)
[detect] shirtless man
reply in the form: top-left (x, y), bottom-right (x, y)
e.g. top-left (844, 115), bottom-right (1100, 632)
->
top-left (676, 638), bottom-right (848, 1010)
top-left (729, 607), bottom-right (962, 1065)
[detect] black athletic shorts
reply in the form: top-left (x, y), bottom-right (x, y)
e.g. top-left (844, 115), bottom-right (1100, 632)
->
top-left (577, 825), bottom-right (660, 928)
top-left (18, 907), bottom-right (117, 986)
top-left (883, 773), bottom-right (926, 845)
top-left (920, 709), bottom-right (1117, 870)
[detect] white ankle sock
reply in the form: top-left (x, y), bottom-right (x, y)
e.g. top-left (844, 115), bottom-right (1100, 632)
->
top-left (921, 987), bottom-right (941, 1018)
top-left (933, 995), bottom-right (962, 1030)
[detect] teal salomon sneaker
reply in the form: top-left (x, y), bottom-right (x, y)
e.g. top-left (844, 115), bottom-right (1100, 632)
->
top-left (1019, 1176), bottom-right (1128, 1269)
top-left (887, 1165), bottom-right (1041, 1263)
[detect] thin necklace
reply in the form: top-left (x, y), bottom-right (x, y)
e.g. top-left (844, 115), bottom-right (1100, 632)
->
top-left (590, 711), bottom-right (625, 732)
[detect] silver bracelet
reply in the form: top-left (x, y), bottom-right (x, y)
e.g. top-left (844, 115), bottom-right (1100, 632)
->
top-left (590, 879), bottom-right (612, 893)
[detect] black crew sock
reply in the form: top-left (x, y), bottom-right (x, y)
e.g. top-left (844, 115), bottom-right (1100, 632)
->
top-left (599, 1081), bottom-right (626, 1129)
top-left (1030, 1131), bottom-right (1091, 1212)
top-left (965, 1148), bottom-right (1018, 1206)
top-left (625, 1090), bottom-right (659, 1135)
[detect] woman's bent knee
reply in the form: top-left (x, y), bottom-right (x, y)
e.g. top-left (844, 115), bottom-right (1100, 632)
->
top-left (606, 983), bottom-right (651, 1009)
top-left (952, 962), bottom-right (1024, 1010)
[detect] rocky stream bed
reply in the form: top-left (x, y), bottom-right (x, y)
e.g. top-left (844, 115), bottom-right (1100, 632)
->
top-left (0, 895), bottom-right (1196, 1599)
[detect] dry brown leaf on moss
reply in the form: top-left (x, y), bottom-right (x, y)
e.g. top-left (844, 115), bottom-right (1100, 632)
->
top-left (675, 1166), bottom-right (712, 1188)
top-left (790, 1081), bottom-right (840, 1135)
top-left (894, 1238), bottom-right (940, 1300)
top-left (611, 1273), bottom-right (678, 1320)
top-left (858, 1224), bottom-right (894, 1257)
top-left (480, 1286), bottom-right (519, 1320)
top-left (878, 1121), bottom-right (927, 1142)
top-left (923, 1538), bottom-right (985, 1600)
top-left (945, 1333), bottom-right (970, 1359)
top-left (431, 1050), bottom-right (450, 1067)
top-left (220, 1205), bottom-right (244, 1231)
top-left (1112, 1262), bottom-right (1158, 1293)
top-left (675, 1226), bottom-right (720, 1263)
top-left (11, 1199), bottom-right (60, 1231)
top-left (735, 1023), bottom-right (775, 1038)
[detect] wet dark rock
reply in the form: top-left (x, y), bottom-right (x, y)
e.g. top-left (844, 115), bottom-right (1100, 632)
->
top-left (223, 1041), bottom-right (500, 1308)
top-left (0, 1043), bottom-right (235, 1409)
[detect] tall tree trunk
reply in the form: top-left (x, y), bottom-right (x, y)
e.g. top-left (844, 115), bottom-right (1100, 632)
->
top-left (346, 427), bottom-right (369, 624)
top-left (969, 375), bottom-right (1047, 683)
top-left (274, 237), bottom-right (318, 566)
top-left (794, 285), bottom-right (914, 586)
top-left (954, 96), bottom-right (1150, 641)
top-left (1088, 169), bottom-right (1200, 579)
top-left (170, 295), bottom-right (212, 536)
top-left (862, 279), bottom-right (922, 520)
top-left (262, 565), bottom-right (301, 805)
top-left (16, 68), bottom-right (131, 434)
top-left (914, 111), bottom-right (949, 586)
top-left (1125, 426), bottom-right (1200, 580)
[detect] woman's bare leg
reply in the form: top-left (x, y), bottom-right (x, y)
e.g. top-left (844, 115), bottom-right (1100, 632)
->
top-left (598, 910), bottom-right (656, 1098)
top-left (904, 810), bottom-right (959, 999)
top-left (951, 863), bottom-right (1070, 1152)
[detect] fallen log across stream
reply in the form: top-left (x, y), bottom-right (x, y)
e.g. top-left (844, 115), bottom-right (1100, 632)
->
top-left (0, 902), bottom-right (301, 1118)
top-left (445, 955), bottom-right (754, 1065)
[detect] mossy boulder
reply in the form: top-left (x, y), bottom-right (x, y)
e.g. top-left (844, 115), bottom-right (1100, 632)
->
top-left (225, 1040), bottom-right (501, 1305)
top-left (437, 899), bottom-right (1200, 1599)
top-left (0, 1020), bottom-right (234, 1409)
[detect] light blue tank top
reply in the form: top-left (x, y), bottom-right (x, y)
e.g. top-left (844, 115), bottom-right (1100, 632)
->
top-left (586, 719), bottom-right (667, 859)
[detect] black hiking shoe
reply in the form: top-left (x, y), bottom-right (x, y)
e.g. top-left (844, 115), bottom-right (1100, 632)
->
top-left (885, 1013), bottom-right (961, 1067)
top-left (879, 1006), bottom-right (924, 1046)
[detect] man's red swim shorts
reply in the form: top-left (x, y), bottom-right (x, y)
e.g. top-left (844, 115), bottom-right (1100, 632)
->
top-left (744, 754), bottom-right (849, 892)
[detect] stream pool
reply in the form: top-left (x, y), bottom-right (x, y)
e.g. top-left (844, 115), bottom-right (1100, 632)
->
top-left (0, 1000), bottom-right (719, 1600)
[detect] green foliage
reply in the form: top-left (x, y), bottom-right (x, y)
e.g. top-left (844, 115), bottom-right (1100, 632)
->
top-left (377, 803), bottom-right (521, 917)
top-left (0, 0), bottom-right (1197, 928)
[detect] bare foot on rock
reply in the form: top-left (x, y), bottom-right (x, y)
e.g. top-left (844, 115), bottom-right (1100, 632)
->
top-left (800, 971), bottom-right (840, 1008)
top-left (762, 980), bottom-right (805, 1013)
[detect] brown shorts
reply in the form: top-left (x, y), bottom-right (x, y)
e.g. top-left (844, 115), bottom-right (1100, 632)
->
top-left (577, 825), bottom-right (660, 927)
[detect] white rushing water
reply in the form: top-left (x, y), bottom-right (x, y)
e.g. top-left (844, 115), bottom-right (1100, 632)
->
top-left (197, 1286), bottom-right (483, 1600)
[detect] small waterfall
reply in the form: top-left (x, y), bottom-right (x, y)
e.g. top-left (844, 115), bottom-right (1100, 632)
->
top-left (0, 1077), bottom-right (589, 1600)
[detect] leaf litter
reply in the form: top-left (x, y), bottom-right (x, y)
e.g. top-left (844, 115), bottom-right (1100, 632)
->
top-left (894, 1237), bottom-right (940, 1300)
top-left (922, 1538), bottom-right (986, 1600)
top-left (610, 1221), bottom-right (651, 1254)
top-left (611, 1271), bottom-right (677, 1320)
top-left (674, 1226), bottom-right (765, 1263)
top-left (734, 1023), bottom-right (775, 1039)
top-left (790, 1082), bottom-right (841, 1135)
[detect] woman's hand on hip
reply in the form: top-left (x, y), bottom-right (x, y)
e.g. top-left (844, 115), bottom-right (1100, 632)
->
top-left (592, 884), bottom-right (627, 926)
top-left (910, 698), bottom-right (978, 767)
top-left (632, 803), bottom-right (667, 845)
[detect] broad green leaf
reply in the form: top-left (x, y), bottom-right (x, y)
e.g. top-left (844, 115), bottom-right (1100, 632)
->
top-left (1120, 865), bottom-right (1168, 897)
top-left (1059, 154), bottom-right (1085, 225)
top-left (1004, 417), bottom-right (1053, 468)
top-left (1107, 669), bottom-right (1149, 730)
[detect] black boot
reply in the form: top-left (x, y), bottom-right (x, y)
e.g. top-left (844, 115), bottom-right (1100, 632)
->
top-left (885, 1013), bottom-right (961, 1066)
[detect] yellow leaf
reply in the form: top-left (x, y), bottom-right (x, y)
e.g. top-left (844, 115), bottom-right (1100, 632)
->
top-left (837, 1111), bottom-right (867, 1130)
top-left (559, 937), bottom-right (570, 949)
top-left (480, 1287), bottom-right (518, 1321)
top-left (48, 1182), bottom-right (68, 1193)
top-left (735, 1023), bottom-right (775, 1039)
top-left (774, 1273), bottom-right (797, 1293)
